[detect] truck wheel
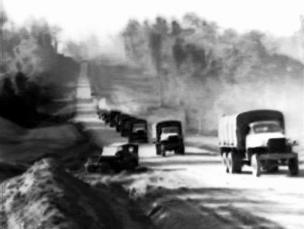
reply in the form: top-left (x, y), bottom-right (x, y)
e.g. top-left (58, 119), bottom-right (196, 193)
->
top-left (161, 145), bottom-right (166, 157)
top-left (227, 152), bottom-right (242, 174)
top-left (288, 157), bottom-right (299, 176)
top-left (220, 152), bottom-right (229, 173)
top-left (224, 153), bottom-right (230, 173)
top-left (176, 145), bottom-right (185, 155)
top-left (227, 152), bottom-right (232, 173)
top-left (251, 154), bottom-right (261, 177)
top-left (180, 146), bottom-right (185, 155)
top-left (156, 145), bottom-right (161, 155)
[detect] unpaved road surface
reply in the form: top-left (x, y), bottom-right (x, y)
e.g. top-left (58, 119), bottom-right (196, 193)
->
top-left (137, 145), bottom-right (304, 229)
top-left (78, 65), bottom-right (304, 229)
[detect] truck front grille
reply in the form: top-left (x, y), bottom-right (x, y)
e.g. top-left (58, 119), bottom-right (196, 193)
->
top-left (267, 138), bottom-right (287, 153)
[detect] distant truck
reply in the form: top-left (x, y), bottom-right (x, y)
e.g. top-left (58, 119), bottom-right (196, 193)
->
top-left (128, 119), bottom-right (148, 143)
top-left (218, 110), bottom-right (299, 176)
top-left (155, 120), bottom-right (185, 156)
top-left (85, 144), bottom-right (139, 173)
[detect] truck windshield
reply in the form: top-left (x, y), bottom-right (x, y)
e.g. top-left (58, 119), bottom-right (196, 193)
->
top-left (253, 122), bottom-right (282, 133)
top-left (132, 123), bottom-right (146, 132)
top-left (161, 126), bottom-right (180, 134)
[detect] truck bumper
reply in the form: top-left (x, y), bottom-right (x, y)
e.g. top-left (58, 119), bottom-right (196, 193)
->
top-left (259, 152), bottom-right (297, 160)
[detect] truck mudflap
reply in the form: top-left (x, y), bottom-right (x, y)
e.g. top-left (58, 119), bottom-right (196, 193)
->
top-left (259, 152), bottom-right (298, 161)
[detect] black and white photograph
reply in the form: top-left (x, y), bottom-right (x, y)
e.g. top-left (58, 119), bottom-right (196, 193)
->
top-left (0, 0), bottom-right (304, 228)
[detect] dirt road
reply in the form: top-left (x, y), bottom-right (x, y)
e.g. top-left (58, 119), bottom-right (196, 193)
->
top-left (78, 65), bottom-right (304, 229)
top-left (133, 143), bottom-right (304, 229)
top-left (80, 109), bottom-right (304, 228)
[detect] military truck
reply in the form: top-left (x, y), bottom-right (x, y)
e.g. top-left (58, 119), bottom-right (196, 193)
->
top-left (155, 120), bottom-right (185, 156)
top-left (85, 144), bottom-right (139, 173)
top-left (218, 110), bottom-right (299, 176)
top-left (128, 119), bottom-right (148, 143)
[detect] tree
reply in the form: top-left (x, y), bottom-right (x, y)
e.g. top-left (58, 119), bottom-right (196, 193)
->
top-left (148, 17), bottom-right (169, 73)
top-left (122, 19), bottom-right (142, 61)
top-left (28, 19), bottom-right (60, 52)
top-left (171, 20), bottom-right (182, 36)
top-left (0, 3), bottom-right (8, 74)
top-left (173, 38), bottom-right (186, 68)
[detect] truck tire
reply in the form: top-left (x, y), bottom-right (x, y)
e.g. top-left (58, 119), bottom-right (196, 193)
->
top-left (161, 144), bottom-right (166, 157)
top-left (227, 151), bottom-right (242, 174)
top-left (288, 157), bottom-right (299, 176)
top-left (224, 153), bottom-right (229, 173)
top-left (175, 145), bottom-right (185, 155)
top-left (156, 145), bottom-right (161, 155)
top-left (220, 151), bottom-right (229, 173)
top-left (251, 154), bottom-right (261, 177)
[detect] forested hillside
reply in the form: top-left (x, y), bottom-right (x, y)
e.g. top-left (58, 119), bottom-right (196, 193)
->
top-left (121, 13), bottom-right (304, 137)
top-left (0, 11), bottom-right (79, 127)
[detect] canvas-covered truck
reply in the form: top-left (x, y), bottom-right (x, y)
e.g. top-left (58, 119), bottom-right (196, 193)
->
top-left (218, 110), bottom-right (299, 176)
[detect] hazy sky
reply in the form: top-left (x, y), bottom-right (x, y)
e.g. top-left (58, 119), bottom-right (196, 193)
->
top-left (4, 0), bottom-right (304, 42)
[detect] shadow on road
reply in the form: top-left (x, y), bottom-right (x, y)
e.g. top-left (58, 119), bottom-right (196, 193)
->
top-left (146, 186), bottom-right (285, 229)
top-left (185, 152), bottom-right (218, 156)
top-left (144, 159), bottom-right (221, 167)
top-left (150, 168), bottom-right (187, 172)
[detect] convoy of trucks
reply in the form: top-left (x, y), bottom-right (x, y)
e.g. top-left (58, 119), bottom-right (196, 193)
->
top-left (95, 106), bottom-right (299, 177)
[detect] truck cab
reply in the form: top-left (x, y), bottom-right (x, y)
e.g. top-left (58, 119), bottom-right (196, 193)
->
top-left (246, 120), bottom-right (285, 149)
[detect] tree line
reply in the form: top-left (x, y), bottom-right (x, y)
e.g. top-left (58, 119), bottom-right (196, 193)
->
top-left (0, 10), bottom-right (79, 127)
top-left (121, 13), bottom-right (304, 133)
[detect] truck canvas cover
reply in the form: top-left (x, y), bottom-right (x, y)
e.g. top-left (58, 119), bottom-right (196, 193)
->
top-left (219, 110), bottom-right (284, 150)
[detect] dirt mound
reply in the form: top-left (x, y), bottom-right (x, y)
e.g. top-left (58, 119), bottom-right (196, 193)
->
top-left (0, 158), bottom-right (157, 229)
top-left (0, 158), bottom-right (119, 229)
top-left (148, 198), bottom-right (228, 229)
